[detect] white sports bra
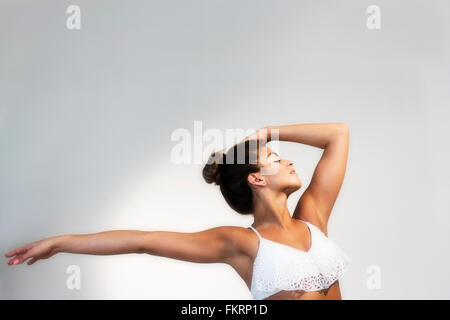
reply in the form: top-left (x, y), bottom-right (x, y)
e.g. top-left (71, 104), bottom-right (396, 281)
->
top-left (248, 219), bottom-right (351, 300)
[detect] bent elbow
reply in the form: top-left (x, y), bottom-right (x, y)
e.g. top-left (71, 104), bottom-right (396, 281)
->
top-left (338, 123), bottom-right (349, 135)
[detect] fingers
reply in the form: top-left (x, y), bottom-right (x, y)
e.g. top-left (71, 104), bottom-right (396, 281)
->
top-left (27, 257), bottom-right (39, 265)
top-left (5, 245), bottom-right (31, 257)
top-left (7, 254), bottom-right (23, 265)
top-left (7, 254), bottom-right (29, 265)
top-left (242, 128), bottom-right (271, 145)
top-left (7, 250), bottom-right (35, 266)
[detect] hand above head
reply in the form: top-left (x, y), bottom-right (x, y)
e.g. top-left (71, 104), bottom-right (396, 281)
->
top-left (241, 126), bottom-right (273, 145)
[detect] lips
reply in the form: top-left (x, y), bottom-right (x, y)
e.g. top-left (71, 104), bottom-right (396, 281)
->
top-left (290, 169), bottom-right (296, 174)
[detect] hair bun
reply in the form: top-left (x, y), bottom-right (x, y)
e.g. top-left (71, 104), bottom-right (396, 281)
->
top-left (202, 151), bottom-right (226, 185)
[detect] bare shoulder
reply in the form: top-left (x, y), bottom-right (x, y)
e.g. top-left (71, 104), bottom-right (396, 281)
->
top-left (214, 225), bottom-right (258, 264)
top-left (142, 225), bottom-right (256, 265)
top-left (217, 225), bottom-right (256, 254)
top-left (292, 191), bottom-right (329, 236)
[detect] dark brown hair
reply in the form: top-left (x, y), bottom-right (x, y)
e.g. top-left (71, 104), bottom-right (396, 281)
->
top-left (202, 140), bottom-right (262, 215)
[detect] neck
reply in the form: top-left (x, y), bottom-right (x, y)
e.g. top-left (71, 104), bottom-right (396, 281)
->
top-left (252, 189), bottom-right (292, 230)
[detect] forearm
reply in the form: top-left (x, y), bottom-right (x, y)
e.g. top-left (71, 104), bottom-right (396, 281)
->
top-left (266, 122), bottom-right (349, 149)
top-left (53, 230), bottom-right (149, 255)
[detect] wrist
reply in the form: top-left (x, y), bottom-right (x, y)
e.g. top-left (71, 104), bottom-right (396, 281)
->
top-left (51, 234), bottom-right (72, 253)
top-left (263, 126), bottom-right (276, 142)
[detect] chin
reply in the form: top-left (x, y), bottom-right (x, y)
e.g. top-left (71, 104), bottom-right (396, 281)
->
top-left (291, 175), bottom-right (302, 188)
top-left (284, 182), bottom-right (302, 195)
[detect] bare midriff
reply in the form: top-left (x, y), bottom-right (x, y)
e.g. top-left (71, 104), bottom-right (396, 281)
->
top-left (263, 281), bottom-right (342, 300)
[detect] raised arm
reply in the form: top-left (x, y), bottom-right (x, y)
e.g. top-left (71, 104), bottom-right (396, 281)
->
top-left (5, 227), bottom-right (240, 266)
top-left (267, 122), bottom-right (350, 233)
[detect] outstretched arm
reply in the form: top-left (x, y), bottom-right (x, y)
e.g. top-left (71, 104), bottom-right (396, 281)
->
top-left (5, 227), bottom-right (239, 266)
top-left (140, 226), bottom-right (239, 264)
top-left (5, 230), bottom-right (149, 266)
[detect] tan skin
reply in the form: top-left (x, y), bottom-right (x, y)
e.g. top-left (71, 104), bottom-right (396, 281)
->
top-left (5, 123), bottom-right (349, 300)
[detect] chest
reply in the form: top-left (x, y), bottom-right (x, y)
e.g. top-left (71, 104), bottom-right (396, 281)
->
top-left (249, 227), bottom-right (350, 298)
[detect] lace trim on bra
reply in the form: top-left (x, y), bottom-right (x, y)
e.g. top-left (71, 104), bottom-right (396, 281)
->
top-left (250, 221), bottom-right (351, 298)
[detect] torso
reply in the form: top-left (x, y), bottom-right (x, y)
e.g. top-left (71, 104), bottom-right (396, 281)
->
top-left (225, 218), bottom-right (343, 300)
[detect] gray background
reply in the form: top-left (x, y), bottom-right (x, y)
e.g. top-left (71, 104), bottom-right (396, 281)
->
top-left (1, 0), bottom-right (449, 299)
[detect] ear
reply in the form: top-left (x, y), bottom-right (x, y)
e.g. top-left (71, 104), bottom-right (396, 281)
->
top-left (248, 172), bottom-right (266, 187)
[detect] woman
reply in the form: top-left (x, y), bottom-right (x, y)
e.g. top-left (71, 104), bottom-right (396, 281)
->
top-left (5, 122), bottom-right (351, 300)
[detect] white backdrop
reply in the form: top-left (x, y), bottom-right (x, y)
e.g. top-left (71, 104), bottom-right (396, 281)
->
top-left (1, 0), bottom-right (449, 299)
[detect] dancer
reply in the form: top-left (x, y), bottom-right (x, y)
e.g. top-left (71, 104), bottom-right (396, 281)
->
top-left (5, 122), bottom-right (351, 300)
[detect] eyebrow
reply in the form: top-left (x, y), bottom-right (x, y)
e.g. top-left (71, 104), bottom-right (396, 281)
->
top-left (268, 151), bottom-right (279, 157)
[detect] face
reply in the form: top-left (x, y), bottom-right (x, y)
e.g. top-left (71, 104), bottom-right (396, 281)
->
top-left (250, 146), bottom-right (302, 196)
